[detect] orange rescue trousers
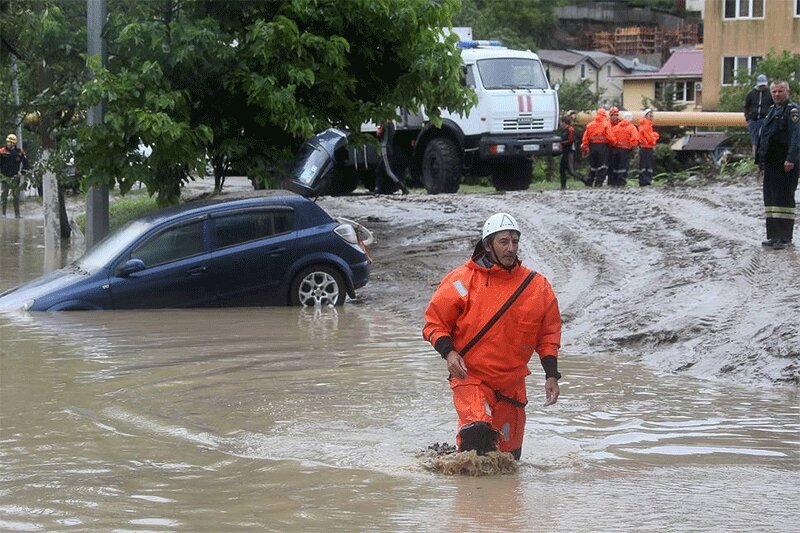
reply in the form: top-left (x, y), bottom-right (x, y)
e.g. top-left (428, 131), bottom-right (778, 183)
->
top-left (451, 375), bottom-right (527, 459)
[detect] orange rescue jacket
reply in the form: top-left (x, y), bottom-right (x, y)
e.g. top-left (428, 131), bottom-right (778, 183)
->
top-left (581, 115), bottom-right (617, 150)
top-left (423, 257), bottom-right (561, 389)
top-left (612, 120), bottom-right (639, 150)
top-left (638, 117), bottom-right (660, 149)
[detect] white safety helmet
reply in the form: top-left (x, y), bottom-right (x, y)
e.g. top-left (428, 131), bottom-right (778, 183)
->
top-left (482, 213), bottom-right (520, 240)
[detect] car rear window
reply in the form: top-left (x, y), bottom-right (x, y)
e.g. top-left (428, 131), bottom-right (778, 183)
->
top-left (214, 209), bottom-right (295, 249)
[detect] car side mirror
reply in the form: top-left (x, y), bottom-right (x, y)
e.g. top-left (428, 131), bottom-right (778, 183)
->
top-left (553, 83), bottom-right (560, 91)
top-left (118, 258), bottom-right (146, 277)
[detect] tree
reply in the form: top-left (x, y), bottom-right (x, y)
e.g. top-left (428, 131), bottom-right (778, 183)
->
top-left (454, 0), bottom-right (558, 50)
top-left (1, 0), bottom-right (88, 237)
top-left (557, 78), bottom-right (601, 114)
top-left (76, 0), bottom-right (474, 205)
top-left (718, 50), bottom-right (800, 113)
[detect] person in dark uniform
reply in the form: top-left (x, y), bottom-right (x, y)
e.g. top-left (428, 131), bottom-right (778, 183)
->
top-left (755, 80), bottom-right (800, 250)
top-left (558, 115), bottom-right (580, 190)
top-left (0, 133), bottom-right (29, 218)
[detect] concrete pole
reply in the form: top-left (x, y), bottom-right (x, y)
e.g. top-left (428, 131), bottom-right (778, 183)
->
top-left (85, 0), bottom-right (109, 249)
top-left (11, 56), bottom-right (22, 150)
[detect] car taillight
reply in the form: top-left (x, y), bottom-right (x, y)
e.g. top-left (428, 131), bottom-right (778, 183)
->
top-left (334, 223), bottom-right (373, 263)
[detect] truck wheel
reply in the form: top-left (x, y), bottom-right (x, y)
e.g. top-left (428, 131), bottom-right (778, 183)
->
top-left (422, 138), bottom-right (461, 194)
top-left (491, 158), bottom-right (533, 191)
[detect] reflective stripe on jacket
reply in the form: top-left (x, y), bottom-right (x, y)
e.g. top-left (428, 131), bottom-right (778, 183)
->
top-left (638, 117), bottom-right (660, 149)
top-left (581, 117), bottom-right (616, 149)
top-left (423, 257), bottom-right (561, 390)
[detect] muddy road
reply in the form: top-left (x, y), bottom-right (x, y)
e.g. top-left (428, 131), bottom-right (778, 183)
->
top-left (315, 183), bottom-right (799, 386)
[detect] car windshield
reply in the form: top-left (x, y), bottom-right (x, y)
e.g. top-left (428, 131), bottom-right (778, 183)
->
top-left (75, 220), bottom-right (153, 273)
top-left (291, 143), bottom-right (331, 186)
top-left (477, 58), bottom-right (549, 90)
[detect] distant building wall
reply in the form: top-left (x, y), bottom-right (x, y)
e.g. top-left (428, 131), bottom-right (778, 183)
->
top-left (703, 0), bottom-right (800, 110)
top-left (622, 79), bottom-right (654, 111)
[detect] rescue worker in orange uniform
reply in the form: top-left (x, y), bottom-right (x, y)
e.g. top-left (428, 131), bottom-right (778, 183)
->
top-left (581, 108), bottom-right (616, 187)
top-left (638, 108), bottom-right (660, 186)
top-left (423, 213), bottom-right (562, 460)
top-left (609, 111), bottom-right (639, 187)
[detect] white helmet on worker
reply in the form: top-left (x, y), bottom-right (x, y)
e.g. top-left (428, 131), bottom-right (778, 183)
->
top-left (6, 133), bottom-right (17, 144)
top-left (482, 213), bottom-right (520, 240)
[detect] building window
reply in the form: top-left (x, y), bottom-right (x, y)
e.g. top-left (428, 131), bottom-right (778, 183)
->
top-left (722, 55), bottom-right (762, 85)
top-left (724, 0), bottom-right (764, 19)
top-left (607, 65), bottom-right (612, 76)
top-left (796, 0), bottom-right (800, 16)
top-left (580, 63), bottom-right (586, 79)
top-left (655, 81), bottom-right (696, 102)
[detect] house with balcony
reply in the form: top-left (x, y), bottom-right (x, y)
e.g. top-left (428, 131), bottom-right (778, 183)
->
top-left (620, 48), bottom-right (704, 111)
top-left (702, 0), bottom-right (800, 110)
top-left (537, 49), bottom-right (658, 108)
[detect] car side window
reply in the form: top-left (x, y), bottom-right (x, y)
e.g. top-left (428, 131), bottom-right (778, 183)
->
top-left (214, 209), bottom-right (295, 249)
top-left (130, 220), bottom-right (205, 267)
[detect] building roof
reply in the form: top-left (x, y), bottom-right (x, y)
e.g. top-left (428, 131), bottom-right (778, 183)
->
top-left (537, 49), bottom-right (659, 73)
top-left (671, 132), bottom-right (733, 151)
top-left (659, 49), bottom-right (703, 76)
top-left (623, 48), bottom-right (703, 80)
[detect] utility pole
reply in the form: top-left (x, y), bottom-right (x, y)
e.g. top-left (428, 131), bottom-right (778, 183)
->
top-left (85, 0), bottom-right (108, 248)
top-left (11, 56), bottom-right (22, 150)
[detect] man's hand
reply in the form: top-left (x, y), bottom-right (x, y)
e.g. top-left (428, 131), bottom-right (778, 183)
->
top-left (543, 377), bottom-right (560, 406)
top-left (446, 351), bottom-right (467, 379)
top-left (785, 161), bottom-right (795, 173)
top-left (581, 145), bottom-right (589, 157)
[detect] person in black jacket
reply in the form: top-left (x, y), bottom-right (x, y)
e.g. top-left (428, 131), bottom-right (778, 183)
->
top-left (558, 115), bottom-right (581, 189)
top-left (744, 74), bottom-right (774, 156)
top-left (0, 133), bottom-right (29, 218)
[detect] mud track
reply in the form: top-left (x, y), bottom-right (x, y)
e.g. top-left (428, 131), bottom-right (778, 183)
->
top-left (316, 184), bottom-right (799, 386)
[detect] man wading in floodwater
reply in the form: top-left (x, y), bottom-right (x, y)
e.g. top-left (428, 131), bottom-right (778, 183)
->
top-left (423, 213), bottom-right (562, 460)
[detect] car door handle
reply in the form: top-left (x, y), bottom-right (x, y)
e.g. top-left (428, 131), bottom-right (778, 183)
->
top-left (188, 265), bottom-right (208, 276)
top-left (267, 247), bottom-right (287, 256)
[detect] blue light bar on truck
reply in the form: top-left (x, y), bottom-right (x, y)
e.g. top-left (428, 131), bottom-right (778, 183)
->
top-left (457, 40), bottom-right (504, 49)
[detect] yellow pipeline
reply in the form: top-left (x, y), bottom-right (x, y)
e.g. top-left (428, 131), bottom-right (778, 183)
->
top-left (573, 111), bottom-right (747, 127)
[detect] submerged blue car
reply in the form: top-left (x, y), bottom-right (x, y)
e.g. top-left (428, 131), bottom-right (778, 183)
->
top-left (0, 191), bottom-right (370, 311)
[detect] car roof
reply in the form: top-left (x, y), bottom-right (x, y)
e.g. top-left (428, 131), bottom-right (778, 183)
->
top-left (136, 190), bottom-right (312, 224)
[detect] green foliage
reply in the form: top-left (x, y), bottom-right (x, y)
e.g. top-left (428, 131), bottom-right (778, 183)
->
top-left (719, 50), bottom-right (800, 112)
top-left (73, 0), bottom-right (475, 203)
top-left (74, 192), bottom-right (158, 233)
top-left (719, 157), bottom-right (757, 179)
top-left (454, 0), bottom-right (558, 50)
top-left (0, 0), bottom-right (87, 186)
top-left (557, 79), bottom-right (601, 114)
top-left (4, 0), bottom-right (474, 206)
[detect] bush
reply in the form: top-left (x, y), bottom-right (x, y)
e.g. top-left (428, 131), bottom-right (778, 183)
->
top-left (75, 194), bottom-right (159, 234)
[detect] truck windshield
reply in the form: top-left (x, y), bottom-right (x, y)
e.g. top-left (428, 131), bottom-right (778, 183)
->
top-left (477, 58), bottom-right (549, 90)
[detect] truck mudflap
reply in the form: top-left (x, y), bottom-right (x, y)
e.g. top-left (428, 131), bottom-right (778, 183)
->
top-left (479, 133), bottom-right (562, 158)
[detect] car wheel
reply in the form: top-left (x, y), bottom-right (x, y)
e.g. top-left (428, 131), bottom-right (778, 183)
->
top-left (290, 265), bottom-right (346, 307)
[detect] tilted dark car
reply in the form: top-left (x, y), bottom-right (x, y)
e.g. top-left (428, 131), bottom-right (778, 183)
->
top-left (0, 191), bottom-right (370, 311)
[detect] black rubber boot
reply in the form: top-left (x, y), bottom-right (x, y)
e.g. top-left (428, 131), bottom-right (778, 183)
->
top-left (458, 422), bottom-right (499, 455)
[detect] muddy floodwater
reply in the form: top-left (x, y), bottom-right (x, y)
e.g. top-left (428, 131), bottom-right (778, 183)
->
top-left (2, 215), bottom-right (799, 532)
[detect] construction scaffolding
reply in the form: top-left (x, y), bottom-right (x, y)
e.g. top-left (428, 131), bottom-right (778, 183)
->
top-left (583, 23), bottom-right (700, 56)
